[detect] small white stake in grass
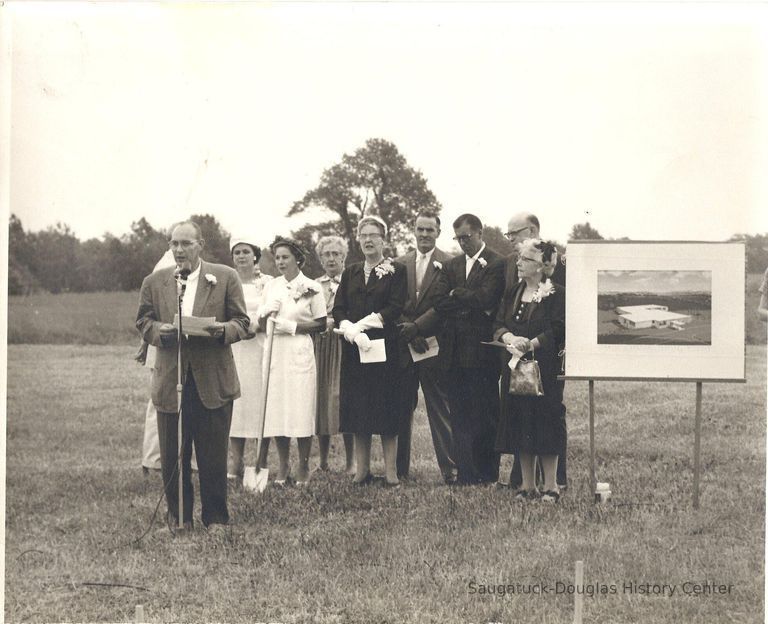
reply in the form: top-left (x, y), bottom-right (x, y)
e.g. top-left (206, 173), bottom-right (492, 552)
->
top-left (573, 560), bottom-right (583, 624)
top-left (134, 604), bottom-right (145, 624)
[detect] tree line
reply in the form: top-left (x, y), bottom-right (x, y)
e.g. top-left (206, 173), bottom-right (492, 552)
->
top-left (8, 138), bottom-right (768, 295)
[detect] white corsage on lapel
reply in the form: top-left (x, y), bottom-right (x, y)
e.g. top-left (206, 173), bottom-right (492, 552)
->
top-left (477, 257), bottom-right (487, 269)
top-left (531, 279), bottom-right (555, 303)
top-left (374, 259), bottom-right (396, 279)
top-left (291, 281), bottom-right (320, 301)
top-left (205, 273), bottom-right (217, 285)
top-left (432, 260), bottom-right (442, 270)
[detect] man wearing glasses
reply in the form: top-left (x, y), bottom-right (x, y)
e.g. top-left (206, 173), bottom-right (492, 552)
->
top-left (502, 212), bottom-right (567, 489)
top-left (136, 221), bottom-right (250, 533)
top-left (416, 214), bottom-right (506, 484)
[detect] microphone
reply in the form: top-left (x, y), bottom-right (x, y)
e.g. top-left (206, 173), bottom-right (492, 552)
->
top-left (175, 262), bottom-right (192, 296)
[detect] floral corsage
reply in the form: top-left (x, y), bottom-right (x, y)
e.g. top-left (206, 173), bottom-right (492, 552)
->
top-left (374, 259), bottom-right (396, 279)
top-left (291, 283), bottom-right (320, 301)
top-left (433, 260), bottom-right (442, 270)
top-left (477, 257), bottom-right (487, 268)
top-left (205, 273), bottom-right (217, 285)
top-left (531, 279), bottom-right (555, 303)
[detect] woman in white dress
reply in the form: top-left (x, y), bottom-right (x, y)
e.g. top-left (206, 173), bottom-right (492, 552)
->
top-left (228, 237), bottom-right (273, 480)
top-left (257, 237), bottom-right (326, 484)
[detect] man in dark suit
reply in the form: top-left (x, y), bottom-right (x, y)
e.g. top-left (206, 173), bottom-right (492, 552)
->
top-left (396, 212), bottom-right (456, 483)
top-left (136, 221), bottom-right (250, 531)
top-left (416, 214), bottom-right (505, 484)
top-left (503, 212), bottom-right (567, 488)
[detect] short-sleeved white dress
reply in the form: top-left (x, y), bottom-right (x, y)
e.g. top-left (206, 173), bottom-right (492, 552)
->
top-left (261, 272), bottom-right (327, 438)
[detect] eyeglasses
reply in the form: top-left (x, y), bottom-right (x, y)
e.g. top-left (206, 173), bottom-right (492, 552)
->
top-left (168, 240), bottom-right (198, 249)
top-left (453, 234), bottom-right (474, 243)
top-left (504, 227), bottom-right (530, 240)
top-left (358, 233), bottom-right (383, 241)
top-left (321, 250), bottom-right (343, 258)
top-left (518, 256), bottom-right (540, 263)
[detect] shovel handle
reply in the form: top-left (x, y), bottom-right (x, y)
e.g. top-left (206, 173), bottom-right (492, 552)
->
top-left (254, 312), bottom-right (277, 469)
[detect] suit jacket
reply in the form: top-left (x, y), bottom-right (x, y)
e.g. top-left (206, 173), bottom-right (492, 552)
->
top-left (332, 260), bottom-right (407, 340)
top-left (394, 247), bottom-right (453, 366)
top-left (419, 245), bottom-right (505, 369)
top-left (136, 260), bottom-right (250, 412)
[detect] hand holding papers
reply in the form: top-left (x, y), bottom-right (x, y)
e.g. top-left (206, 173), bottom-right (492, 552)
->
top-left (481, 340), bottom-right (524, 369)
top-left (408, 336), bottom-right (439, 362)
top-left (359, 338), bottom-right (386, 363)
top-left (173, 314), bottom-right (218, 337)
top-left (334, 328), bottom-right (387, 363)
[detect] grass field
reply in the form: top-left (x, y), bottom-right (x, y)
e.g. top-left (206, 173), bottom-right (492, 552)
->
top-left (4, 344), bottom-right (766, 623)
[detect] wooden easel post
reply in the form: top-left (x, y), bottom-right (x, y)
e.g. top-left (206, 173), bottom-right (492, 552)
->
top-left (589, 380), bottom-right (596, 499)
top-left (573, 560), bottom-right (584, 624)
top-left (693, 382), bottom-right (703, 509)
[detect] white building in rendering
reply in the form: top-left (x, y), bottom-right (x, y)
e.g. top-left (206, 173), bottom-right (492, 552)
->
top-left (615, 304), bottom-right (693, 330)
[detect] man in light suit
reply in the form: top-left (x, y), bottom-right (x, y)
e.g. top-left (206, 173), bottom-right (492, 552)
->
top-left (503, 212), bottom-right (567, 488)
top-left (136, 221), bottom-right (250, 530)
top-left (417, 214), bottom-right (506, 484)
top-left (396, 212), bottom-right (456, 483)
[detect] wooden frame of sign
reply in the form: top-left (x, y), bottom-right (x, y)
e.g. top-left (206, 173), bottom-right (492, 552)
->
top-left (561, 240), bottom-right (746, 508)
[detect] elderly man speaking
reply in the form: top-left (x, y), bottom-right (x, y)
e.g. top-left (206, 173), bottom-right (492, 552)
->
top-left (136, 220), bottom-right (249, 532)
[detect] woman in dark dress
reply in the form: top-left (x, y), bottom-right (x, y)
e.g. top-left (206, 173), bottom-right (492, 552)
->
top-left (333, 216), bottom-right (407, 486)
top-left (494, 239), bottom-right (565, 502)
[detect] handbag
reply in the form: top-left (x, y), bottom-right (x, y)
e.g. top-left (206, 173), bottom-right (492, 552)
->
top-left (508, 351), bottom-right (544, 396)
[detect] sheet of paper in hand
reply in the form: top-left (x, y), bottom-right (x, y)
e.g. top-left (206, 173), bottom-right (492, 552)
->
top-left (173, 314), bottom-right (217, 337)
top-left (359, 338), bottom-right (386, 364)
top-left (408, 336), bottom-right (439, 362)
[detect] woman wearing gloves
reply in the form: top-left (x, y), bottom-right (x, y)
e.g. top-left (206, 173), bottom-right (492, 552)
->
top-left (257, 237), bottom-right (326, 485)
top-left (493, 238), bottom-right (565, 503)
top-left (333, 216), bottom-right (408, 486)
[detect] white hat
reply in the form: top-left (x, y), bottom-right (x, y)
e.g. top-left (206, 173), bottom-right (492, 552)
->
top-left (229, 237), bottom-right (261, 254)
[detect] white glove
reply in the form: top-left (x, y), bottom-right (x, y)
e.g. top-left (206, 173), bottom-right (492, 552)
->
top-left (273, 318), bottom-right (297, 336)
top-left (258, 299), bottom-right (281, 319)
top-left (356, 313), bottom-right (384, 331)
top-left (500, 332), bottom-right (515, 346)
top-left (340, 320), bottom-right (361, 344)
top-left (354, 332), bottom-right (372, 352)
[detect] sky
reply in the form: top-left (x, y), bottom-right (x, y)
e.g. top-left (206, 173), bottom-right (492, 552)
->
top-left (598, 270), bottom-right (712, 294)
top-left (3, 2), bottom-right (767, 253)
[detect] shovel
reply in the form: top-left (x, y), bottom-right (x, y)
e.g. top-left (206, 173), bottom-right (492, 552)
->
top-left (243, 315), bottom-right (277, 494)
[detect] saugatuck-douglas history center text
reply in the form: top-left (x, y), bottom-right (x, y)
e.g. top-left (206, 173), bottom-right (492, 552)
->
top-left (467, 580), bottom-right (735, 598)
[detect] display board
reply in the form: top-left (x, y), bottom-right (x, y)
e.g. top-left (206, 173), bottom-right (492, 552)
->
top-left (564, 241), bottom-right (746, 382)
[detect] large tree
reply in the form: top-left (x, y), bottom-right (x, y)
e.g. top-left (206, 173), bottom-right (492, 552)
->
top-left (289, 138), bottom-right (442, 257)
top-left (569, 221), bottom-right (604, 241)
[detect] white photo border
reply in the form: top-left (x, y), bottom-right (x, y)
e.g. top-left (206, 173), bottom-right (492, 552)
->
top-left (564, 241), bottom-right (746, 382)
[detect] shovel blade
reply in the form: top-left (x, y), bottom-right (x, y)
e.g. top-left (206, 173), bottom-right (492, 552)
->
top-left (243, 466), bottom-right (269, 494)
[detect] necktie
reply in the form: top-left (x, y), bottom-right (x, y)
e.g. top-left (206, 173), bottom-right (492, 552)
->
top-left (416, 253), bottom-right (428, 293)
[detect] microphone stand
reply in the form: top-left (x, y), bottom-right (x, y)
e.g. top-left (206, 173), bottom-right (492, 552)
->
top-left (175, 275), bottom-right (187, 532)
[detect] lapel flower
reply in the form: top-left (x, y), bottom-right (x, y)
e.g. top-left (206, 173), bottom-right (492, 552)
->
top-left (374, 259), bottom-right (396, 279)
top-left (205, 273), bottom-right (217, 285)
top-left (531, 279), bottom-right (555, 303)
top-left (477, 257), bottom-right (487, 269)
top-left (432, 260), bottom-right (442, 270)
top-left (329, 281), bottom-right (339, 295)
top-left (291, 282), bottom-right (320, 301)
